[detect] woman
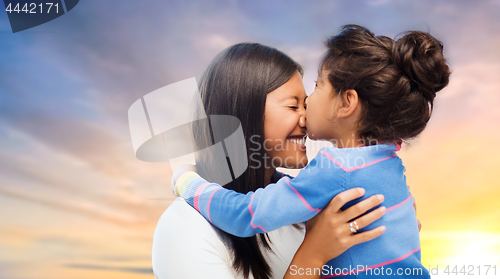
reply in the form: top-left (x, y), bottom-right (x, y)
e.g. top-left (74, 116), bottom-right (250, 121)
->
top-left (152, 43), bottom-right (388, 279)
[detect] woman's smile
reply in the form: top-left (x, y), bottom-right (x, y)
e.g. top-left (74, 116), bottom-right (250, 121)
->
top-left (285, 134), bottom-right (307, 150)
top-left (263, 71), bottom-right (308, 169)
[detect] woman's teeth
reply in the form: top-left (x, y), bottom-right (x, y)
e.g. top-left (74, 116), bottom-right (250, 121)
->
top-left (287, 138), bottom-right (306, 145)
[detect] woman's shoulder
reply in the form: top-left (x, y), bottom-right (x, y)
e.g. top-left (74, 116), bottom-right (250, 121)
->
top-left (152, 198), bottom-right (236, 278)
top-left (152, 198), bottom-right (306, 279)
top-left (153, 197), bottom-right (229, 251)
top-left (155, 197), bottom-right (218, 232)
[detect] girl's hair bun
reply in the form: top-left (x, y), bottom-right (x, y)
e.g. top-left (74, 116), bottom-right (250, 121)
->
top-left (321, 25), bottom-right (451, 142)
top-left (393, 31), bottom-right (451, 100)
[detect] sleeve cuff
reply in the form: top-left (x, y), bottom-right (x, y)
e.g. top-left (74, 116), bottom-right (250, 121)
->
top-left (175, 171), bottom-right (202, 197)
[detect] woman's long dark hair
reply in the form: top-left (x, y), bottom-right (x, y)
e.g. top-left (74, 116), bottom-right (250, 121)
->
top-left (193, 43), bottom-right (302, 279)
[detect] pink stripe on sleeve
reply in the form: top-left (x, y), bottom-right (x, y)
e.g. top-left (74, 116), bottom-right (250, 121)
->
top-left (286, 178), bottom-right (321, 212)
top-left (248, 193), bottom-right (268, 233)
top-left (207, 188), bottom-right (222, 223)
top-left (193, 183), bottom-right (209, 212)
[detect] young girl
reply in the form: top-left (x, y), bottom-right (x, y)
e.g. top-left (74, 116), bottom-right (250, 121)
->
top-left (173, 25), bottom-right (450, 278)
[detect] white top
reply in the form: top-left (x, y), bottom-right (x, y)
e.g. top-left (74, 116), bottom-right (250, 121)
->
top-left (152, 198), bottom-right (305, 279)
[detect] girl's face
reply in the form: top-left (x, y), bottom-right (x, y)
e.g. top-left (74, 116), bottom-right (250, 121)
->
top-left (304, 71), bottom-right (339, 141)
top-left (263, 71), bottom-right (308, 169)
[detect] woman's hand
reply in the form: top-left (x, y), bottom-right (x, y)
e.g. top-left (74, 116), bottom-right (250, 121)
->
top-left (408, 184), bottom-right (422, 232)
top-left (284, 188), bottom-right (386, 278)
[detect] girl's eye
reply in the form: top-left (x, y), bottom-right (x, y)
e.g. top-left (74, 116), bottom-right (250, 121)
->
top-left (314, 80), bottom-right (317, 88)
top-left (288, 106), bottom-right (299, 110)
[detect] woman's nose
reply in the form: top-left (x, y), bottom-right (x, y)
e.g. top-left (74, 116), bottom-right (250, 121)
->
top-left (299, 115), bottom-right (306, 127)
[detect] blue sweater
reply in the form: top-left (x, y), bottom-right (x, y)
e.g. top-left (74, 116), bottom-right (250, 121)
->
top-left (174, 143), bottom-right (429, 278)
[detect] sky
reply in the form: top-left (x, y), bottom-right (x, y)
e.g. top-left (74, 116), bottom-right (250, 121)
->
top-left (0, 0), bottom-right (499, 278)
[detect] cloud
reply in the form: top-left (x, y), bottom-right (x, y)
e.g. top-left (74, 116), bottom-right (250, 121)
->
top-left (427, 61), bottom-right (500, 133)
top-left (0, 120), bottom-right (174, 228)
top-left (367, 0), bottom-right (393, 7)
top-left (63, 264), bottom-right (152, 274)
top-left (0, 187), bottom-right (140, 226)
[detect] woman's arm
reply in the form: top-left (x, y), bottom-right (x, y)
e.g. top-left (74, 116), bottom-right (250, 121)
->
top-left (283, 188), bottom-right (386, 279)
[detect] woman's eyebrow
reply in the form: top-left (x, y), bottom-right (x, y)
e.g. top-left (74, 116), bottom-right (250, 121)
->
top-left (282, 96), bottom-right (299, 102)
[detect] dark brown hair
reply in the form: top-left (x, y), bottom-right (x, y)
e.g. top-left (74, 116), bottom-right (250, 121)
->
top-left (194, 43), bottom-right (303, 279)
top-left (321, 24), bottom-right (451, 144)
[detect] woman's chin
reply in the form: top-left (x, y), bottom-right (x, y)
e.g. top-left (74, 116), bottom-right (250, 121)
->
top-left (297, 157), bottom-right (308, 168)
top-left (282, 157), bottom-right (308, 169)
top-left (267, 149), bottom-right (308, 169)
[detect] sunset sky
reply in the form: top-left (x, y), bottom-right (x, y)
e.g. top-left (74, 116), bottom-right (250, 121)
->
top-left (1, 0), bottom-right (499, 278)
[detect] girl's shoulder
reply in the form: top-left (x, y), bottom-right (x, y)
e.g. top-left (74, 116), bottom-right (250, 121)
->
top-left (318, 142), bottom-right (397, 155)
top-left (311, 143), bottom-right (399, 172)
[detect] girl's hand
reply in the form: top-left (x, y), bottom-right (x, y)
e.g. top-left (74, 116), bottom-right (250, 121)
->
top-left (284, 188), bottom-right (386, 278)
top-left (170, 164), bottom-right (197, 196)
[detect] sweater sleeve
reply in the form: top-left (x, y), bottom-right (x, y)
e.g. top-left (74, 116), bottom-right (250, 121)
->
top-left (174, 150), bottom-right (346, 237)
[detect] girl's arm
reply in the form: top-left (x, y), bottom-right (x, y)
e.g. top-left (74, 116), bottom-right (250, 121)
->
top-left (174, 151), bottom-right (345, 237)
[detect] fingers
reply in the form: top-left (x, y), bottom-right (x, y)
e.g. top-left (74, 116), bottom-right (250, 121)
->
top-left (342, 194), bottom-right (384, 222)
top-left (350, 226), bottom-right (386, 245)
top-left (409, 186), bottom-right (419, 231)
top-left (326, 188), bottom-right (366, 212)
top-left (350, 206), bottom-right (386, 231)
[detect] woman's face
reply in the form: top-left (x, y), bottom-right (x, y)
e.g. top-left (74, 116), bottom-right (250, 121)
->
top-left (263, 71), bottom-right (308, 169)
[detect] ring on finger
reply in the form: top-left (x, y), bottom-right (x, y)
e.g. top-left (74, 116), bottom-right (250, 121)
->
top-left (349, 221), bottom-right (359, 234)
